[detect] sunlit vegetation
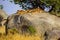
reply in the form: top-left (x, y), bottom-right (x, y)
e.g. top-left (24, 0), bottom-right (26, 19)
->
top-left (17, 8), bottom-right (43, 15)
top-left (41, 0), bottom-right (60, 16)
top-left (9, 0), bottom-right (60, 16)
top-left (29, 25), bottom-right (36, 34)
top-left (0, 26), bottom-right (43, 40)
top-left (0, 26), bottom-right (5, 34)
top-left (8, 28), bottom-right (19, 34)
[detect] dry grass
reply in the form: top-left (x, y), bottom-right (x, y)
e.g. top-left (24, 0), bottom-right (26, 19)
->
top-left (6, 33), bottom-right (43, 40)
top-left (0, 26), bottom-right (5, 34)
top-left (0, 26), bottom-right (43, 40)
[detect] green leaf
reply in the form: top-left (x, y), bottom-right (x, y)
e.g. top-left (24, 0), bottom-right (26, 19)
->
top-left (29, 25), bottom-right (36, 34)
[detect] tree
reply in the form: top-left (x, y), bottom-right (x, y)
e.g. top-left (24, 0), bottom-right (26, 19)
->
top-left (10, 0), bottom-right (44, 10)
top-left (0, 5), bottom-right (3, 9)
top-left (10, 0), bottom-right (60, 16)
top-left (41, 0), bottom-right (60, 12)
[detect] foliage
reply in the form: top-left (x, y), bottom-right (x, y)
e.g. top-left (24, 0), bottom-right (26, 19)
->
top-left (28, 25), bottom-right (36, 34)
top-left (21, 25), bottom-right (36, 34)
top-left (0, 26), bottom-right (42, 40)
top-left (41, 0), bottom-right (60, 13)
top-left (12, 0), bottom-right (60, 12)
top-left (11, 0), bottom-right (41, 10)
top-left (0, 5), bottom-right (3, 9)
top-left (9, 0), bottom-right (60, 16)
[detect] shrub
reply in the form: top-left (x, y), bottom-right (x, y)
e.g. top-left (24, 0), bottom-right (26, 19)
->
top-left (28, 25), bottom-right (36, 34)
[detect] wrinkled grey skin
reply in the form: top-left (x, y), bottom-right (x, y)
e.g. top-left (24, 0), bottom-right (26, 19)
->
top-left (6, 14), bottom-right (32, 34)
top-left (46, 29), bottom-right (60, 40)
top-left (6, 12), bottom-right (60, 40)
top-left (0, 9), bottom-right (7, 26)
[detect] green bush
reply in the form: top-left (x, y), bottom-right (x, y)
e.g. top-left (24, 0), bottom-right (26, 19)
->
top-left (28, 25), bottom-right (36, 34)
